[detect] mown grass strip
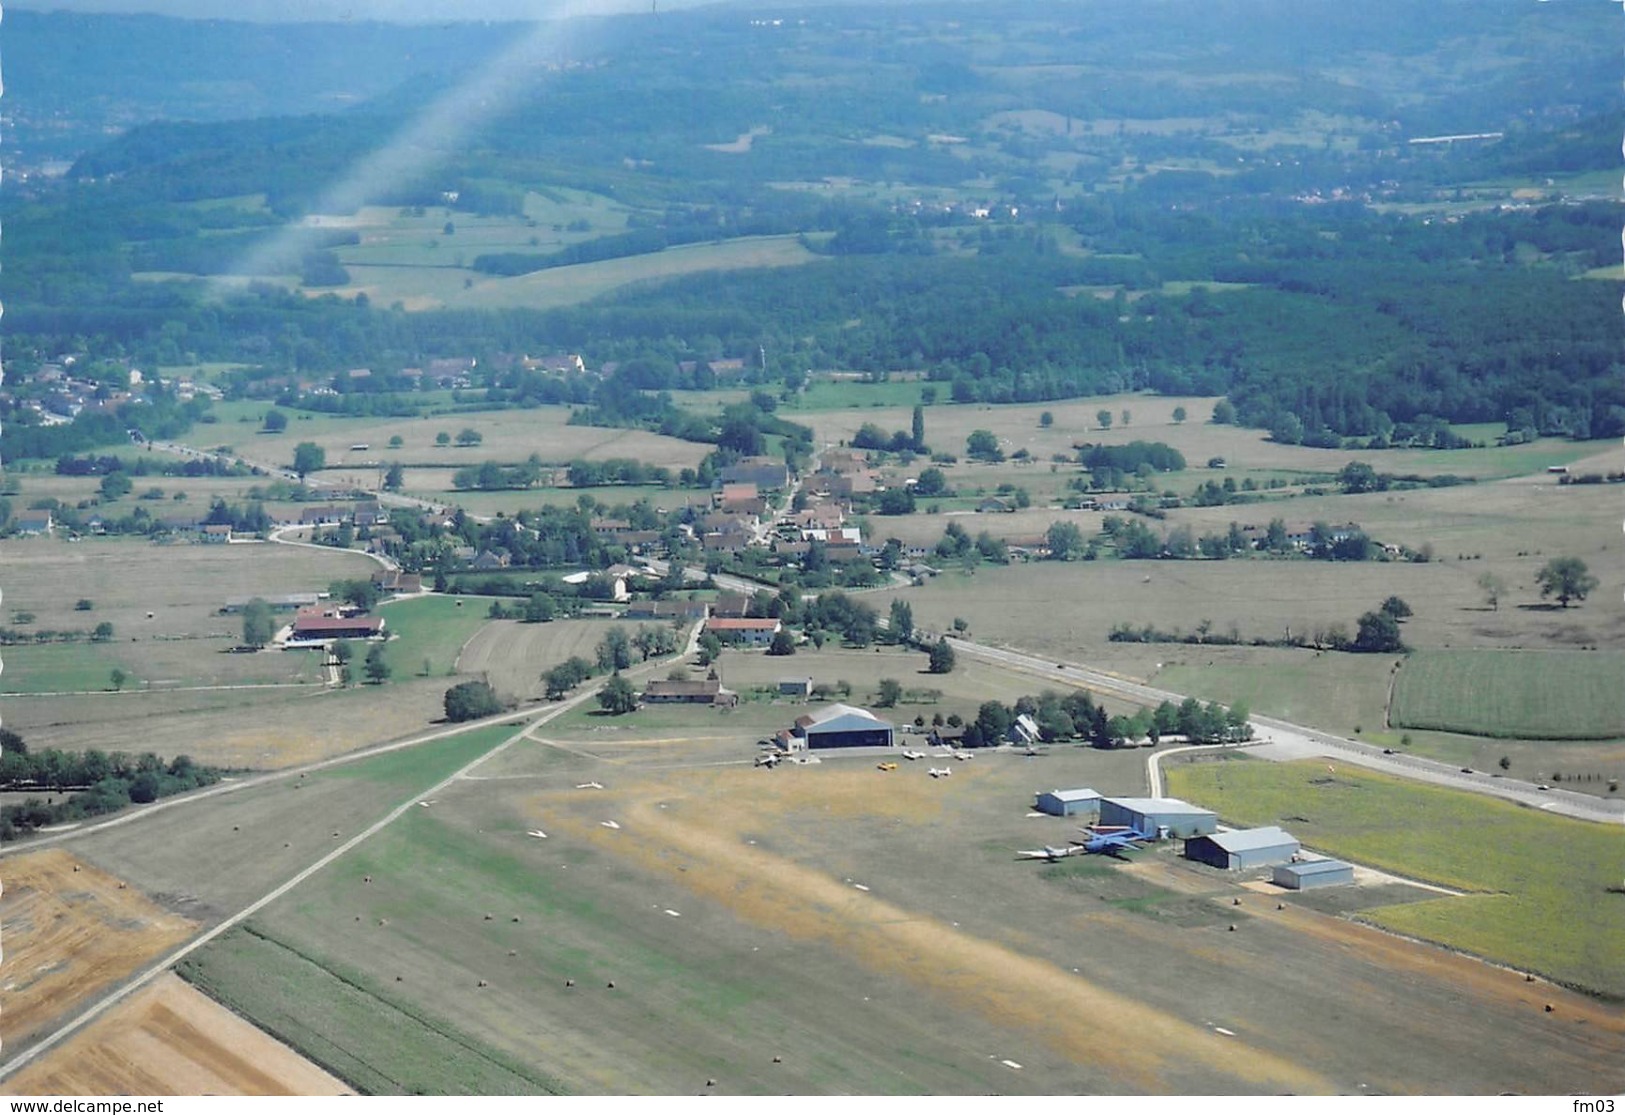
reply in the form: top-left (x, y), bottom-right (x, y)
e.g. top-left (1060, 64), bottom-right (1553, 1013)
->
top-left (178, 924), bottom-right (566, 1095)
top-left (1166, 757), bottom-right (1625, 998)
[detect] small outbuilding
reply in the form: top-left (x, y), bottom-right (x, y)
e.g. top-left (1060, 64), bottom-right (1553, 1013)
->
top-left (1034, 789), bottom-right (1102, 818)
top-left (1273, 859), bottom-right (1354, 890)
top-left (1098, 796), bottom-right (1218, 840)
top-left (1184, 826), bottom-right (1300, 870)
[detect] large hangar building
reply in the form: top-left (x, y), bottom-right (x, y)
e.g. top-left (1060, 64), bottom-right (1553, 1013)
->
top-left (1184, 826), bottom-right (1300, 870)
top-left (784, 703), bottom-right (895, 751)
top-left (1099, 797), bottom-right (1218, 840)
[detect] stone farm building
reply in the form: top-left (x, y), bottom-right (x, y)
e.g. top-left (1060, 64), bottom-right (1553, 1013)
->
top-left (641, 678), bottom-right (738, 707)
top-left (287, 614), bottom-right (386, 647)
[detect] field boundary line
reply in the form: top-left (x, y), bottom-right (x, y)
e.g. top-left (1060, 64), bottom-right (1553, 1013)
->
top-left (0, 683), bottom-right (599, 1084)
top-left (0, 639), bottom-right (700, 1079)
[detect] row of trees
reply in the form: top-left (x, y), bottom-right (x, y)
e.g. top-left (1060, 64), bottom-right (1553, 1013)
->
top-left (0, 729), bottom-right (221, 842)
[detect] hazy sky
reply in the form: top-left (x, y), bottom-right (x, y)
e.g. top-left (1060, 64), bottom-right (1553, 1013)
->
top-left (3, 0), bottom-right (705, 20)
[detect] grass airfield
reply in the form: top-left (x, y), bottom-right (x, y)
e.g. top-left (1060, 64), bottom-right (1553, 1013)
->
top-left (19, 674), bottom-right (1621, 1095)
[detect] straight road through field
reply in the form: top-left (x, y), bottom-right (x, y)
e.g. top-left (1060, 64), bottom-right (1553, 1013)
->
top-left (949, 637), bottom-right (1625, 825)
top-left (0, 639), bottom-right (699, 1085)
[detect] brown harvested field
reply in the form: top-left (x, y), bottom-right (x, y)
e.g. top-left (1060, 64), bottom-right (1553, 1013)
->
top-left (806, 394), bottom-right (1605, 482)
top-left (248, 405), bottom-right (710, 477)
top-left (456, 619), bottom-right (621, 700)
top-left (0, 850), bottom-right (196, 1053)
top-left (5, 974), bottom-right (352, 1096)
top-left (0, 534), bottom-right (376, 650)
top-left (885, 484), bottom-right (1623, 661)
top-left (1, 676), bottom-right (449, 769)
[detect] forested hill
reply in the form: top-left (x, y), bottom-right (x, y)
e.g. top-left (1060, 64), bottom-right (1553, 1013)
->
top-left (2, 0), bottom-right (1619, 450)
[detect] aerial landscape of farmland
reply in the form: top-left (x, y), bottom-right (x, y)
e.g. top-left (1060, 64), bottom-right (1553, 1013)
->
top-left (0, 0), bottom-right (1620, 1099)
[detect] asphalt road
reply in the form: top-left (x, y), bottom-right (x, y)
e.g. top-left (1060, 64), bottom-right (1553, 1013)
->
top-left (948, 637), bottom-right (1625, 825)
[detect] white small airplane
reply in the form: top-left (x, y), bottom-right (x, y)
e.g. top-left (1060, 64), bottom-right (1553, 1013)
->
top-left (952, 750), bottom-right (973, 760)
top-left (600, 820), bottom-right (621, 829)
top-left (901, 749), bottom-right (925, 760)
top-left (755, 753), bottom-right (781, 768)
top-left (576, 781), bottom-right (604, 790)
top-left (527, 830), bottom-right (548, 839)
top-left (928, 766), bottom-right (953, 778)
top-left (1017, 844), bottom-right (1085, 862)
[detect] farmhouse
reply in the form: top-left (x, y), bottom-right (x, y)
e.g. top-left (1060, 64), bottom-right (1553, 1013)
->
top-left (705, 616), bottom-right (781, 647)
top-left (784, 703), bottom-right (895, 751)
top-left (624, 599), bottom-right (709, 621)
top-left (1034, 788), bottom-right (1102, 818)
top-left (720, 458), bottom-right (790, 490)
top-left (710, 592), bottom-right (751, 619)
top-left (299, 505), bottom-right (350, 526)
top-left (371, 570), bottom-right (424, 595)
top-left (1008, 714), bottom-right (1041, 745)
top-left (200, 524), bottom-right (233, 544)
top-left (641, 678), bottom-right (738, 707)
top-left (1184, 826), bottom-right (1300, 870)
top-left (288, 614), bottom-right (386, 646)
top-left (13, 511), bottom-right (54, 536)
top-left (1098, 796), bottom-right (1218, 840)
top-left (1273, 859), bottom-right (1355, 890)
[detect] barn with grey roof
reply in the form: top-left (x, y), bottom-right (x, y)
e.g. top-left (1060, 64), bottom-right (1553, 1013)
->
top-left (1183, 826), bottom-right (1300, 870)
top-left (1273, 859), bottom-right (1355, 890)
top-left (1034, 788), bottom-right (1102, 818)
top-left (1098, 796), bottom-right (1218, 840)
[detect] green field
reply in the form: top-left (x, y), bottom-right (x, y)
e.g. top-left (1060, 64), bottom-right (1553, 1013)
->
top-left (0, 643), bottom-right (130, 694)
top-left (1156, 653), bottom-right (1395, 738)
top-left (1392, 650), bottom-right (1625, 740)
top-left (1166, 757), bottom-right (1625, 997)
top-left (177, 925), bottom-right (564, 1095)
top-left (439, 235), bottom-right (819, 311)
top-left (376, 595), bottom-right (494, 679)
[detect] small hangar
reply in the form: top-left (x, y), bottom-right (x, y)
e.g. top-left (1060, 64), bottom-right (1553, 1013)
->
top-left (1034, 789), bottom-right (1102, 818)
top-left (1098, 797), bottom-right (1218, 840)
top-left (1273, 859), bottom-right (1355, 890)
top-left (1184, 826), bottom-right (1300, 870)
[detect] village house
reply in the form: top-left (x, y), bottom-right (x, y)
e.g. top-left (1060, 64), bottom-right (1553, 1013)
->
top-left (641, 677), bottom-right (738, 707)
top-left (704, 616), bottom-right (781, 647)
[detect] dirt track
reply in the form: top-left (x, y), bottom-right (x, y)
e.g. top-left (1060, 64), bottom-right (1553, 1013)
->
top-left (0, 850), bottom-right (196, 1051)
top-left (5, 974), bottom-right (351, 1095)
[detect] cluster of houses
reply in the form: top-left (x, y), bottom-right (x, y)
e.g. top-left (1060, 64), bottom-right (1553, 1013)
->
top-left (245, 351), bottom-right (761, 402)
top-left (8, 360), bottom-right (222, 427)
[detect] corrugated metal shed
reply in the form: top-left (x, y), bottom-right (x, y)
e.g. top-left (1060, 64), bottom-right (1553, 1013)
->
top-left (1273, 859), bottom-right (1354, 890)
top-left (1184, 826), bottom-right (1300, 870)
top-left (1034, 789), bottom-right (1101, 817)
